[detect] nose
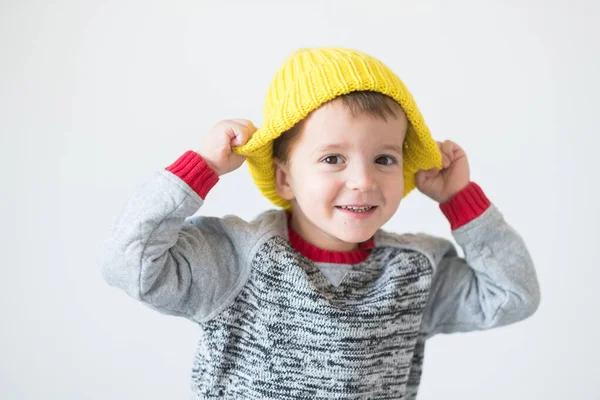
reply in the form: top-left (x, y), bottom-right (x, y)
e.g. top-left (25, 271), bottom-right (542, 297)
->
top-left (345, 163), bottom-right (377, 192)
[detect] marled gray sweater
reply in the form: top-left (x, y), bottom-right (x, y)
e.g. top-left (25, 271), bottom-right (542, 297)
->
top-left (100, 152), bottom-right (540, 399)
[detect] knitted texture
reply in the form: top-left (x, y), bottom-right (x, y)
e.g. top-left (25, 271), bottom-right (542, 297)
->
top-left (192, 236), bottom-right (433, 399)
top-left (232, 47), bottom-right (443, 209)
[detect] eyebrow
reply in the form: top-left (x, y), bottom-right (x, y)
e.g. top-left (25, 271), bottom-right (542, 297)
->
top-left (379, 144), bottom-right (404, 154)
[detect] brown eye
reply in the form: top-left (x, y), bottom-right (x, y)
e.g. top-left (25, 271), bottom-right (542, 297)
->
top-left (323, 155), bottom-right (343, 164)
top-left (375, 156), bottom-right (397, 165)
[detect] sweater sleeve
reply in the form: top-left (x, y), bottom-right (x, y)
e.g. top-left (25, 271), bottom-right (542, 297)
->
top-left (100, 151), bottom-right (252, 323)
top-left (420, 183), bottom-right (541, 338)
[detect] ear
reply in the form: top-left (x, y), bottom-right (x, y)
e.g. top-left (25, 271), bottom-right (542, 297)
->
top-left (273, 159), bottom-right (295, 201)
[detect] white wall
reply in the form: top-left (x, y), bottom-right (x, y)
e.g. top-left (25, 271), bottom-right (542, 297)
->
top-left (2, 0), bottom-right (598, 398)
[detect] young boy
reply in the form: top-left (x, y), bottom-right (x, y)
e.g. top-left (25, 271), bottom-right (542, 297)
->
top-left (101, 48), bottom-right (540, 399)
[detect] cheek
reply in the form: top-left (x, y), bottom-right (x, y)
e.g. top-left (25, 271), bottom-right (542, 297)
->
top-left (383, 174), bottom-right (405, 200)
top-left (292, 170), bottom-right (341, 205)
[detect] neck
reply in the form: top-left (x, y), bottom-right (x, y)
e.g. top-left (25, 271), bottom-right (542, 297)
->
top-left (286, 211), bottom-right (374, 264)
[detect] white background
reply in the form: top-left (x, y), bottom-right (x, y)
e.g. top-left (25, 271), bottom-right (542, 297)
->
top-left (2, 0), bottom-right (599, 398)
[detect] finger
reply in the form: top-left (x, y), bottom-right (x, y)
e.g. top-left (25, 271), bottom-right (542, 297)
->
top-left (231, 119), bottom-right (256, 131)
top-left (232, 120), bottom-right (258, 143)
top-left (451, 142), bottom-right (466, 158)
top-left (441, 140), bottom-right (455, 155)
top-left (440, 140), bottom-right (456, 167)
top-left (443, 140), bottom-right (466, 156)
top-left (222, 120), bottom-right (250, 145)
top-left (230, 127), bottom-right (250, 147)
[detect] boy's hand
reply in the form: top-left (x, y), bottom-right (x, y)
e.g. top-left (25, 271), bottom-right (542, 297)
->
top-left (197, 119), bottom-right (257, 176)
top-left (415, 140), bottom-right (471, 204)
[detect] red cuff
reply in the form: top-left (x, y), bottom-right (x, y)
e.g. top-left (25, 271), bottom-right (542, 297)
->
top-left (439, 182), bottom-right (491, 230)
top-left (165, 150), bottom-right (219, 199)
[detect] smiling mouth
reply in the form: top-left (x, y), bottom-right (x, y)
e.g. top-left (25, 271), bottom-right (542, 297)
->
top-left (336, 205), bottom-right (377, 213)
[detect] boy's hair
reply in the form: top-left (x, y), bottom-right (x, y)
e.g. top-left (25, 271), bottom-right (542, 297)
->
top-left (273, 90), bottom-right (404, 164)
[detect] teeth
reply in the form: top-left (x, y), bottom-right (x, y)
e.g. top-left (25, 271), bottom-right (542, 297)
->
top-left (340, 206), bottom-right (373, 212)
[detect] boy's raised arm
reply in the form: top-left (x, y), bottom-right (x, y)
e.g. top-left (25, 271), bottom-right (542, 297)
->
top-left (420, 182), bottom-right (541, 338)
top-left (100, 152), bottom-right (241, 322)
top-left (101, 120), bottom-right (259, 322)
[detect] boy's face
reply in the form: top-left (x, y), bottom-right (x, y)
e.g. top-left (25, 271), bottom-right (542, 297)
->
top-left (274, 98), bottom-right (408, 252)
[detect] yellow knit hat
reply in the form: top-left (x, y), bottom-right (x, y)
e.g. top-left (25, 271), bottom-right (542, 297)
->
top-left (232, 47), bottom-right (442, 209)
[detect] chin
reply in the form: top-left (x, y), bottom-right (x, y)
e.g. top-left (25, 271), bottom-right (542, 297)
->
top-left (337, 230), bottom-right (375, 245)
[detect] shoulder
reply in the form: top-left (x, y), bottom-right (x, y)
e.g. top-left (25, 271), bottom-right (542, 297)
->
top-left (374, 228), bottom-right (457, 266)
top-left (184, 209), bottom-right (287, 259)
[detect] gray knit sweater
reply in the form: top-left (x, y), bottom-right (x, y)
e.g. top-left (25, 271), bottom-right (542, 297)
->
top-left (100, 153), bottom-right (540, 399)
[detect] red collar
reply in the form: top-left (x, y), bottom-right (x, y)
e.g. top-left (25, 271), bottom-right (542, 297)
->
top-left (286, 211), bottom-right (374, 264)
